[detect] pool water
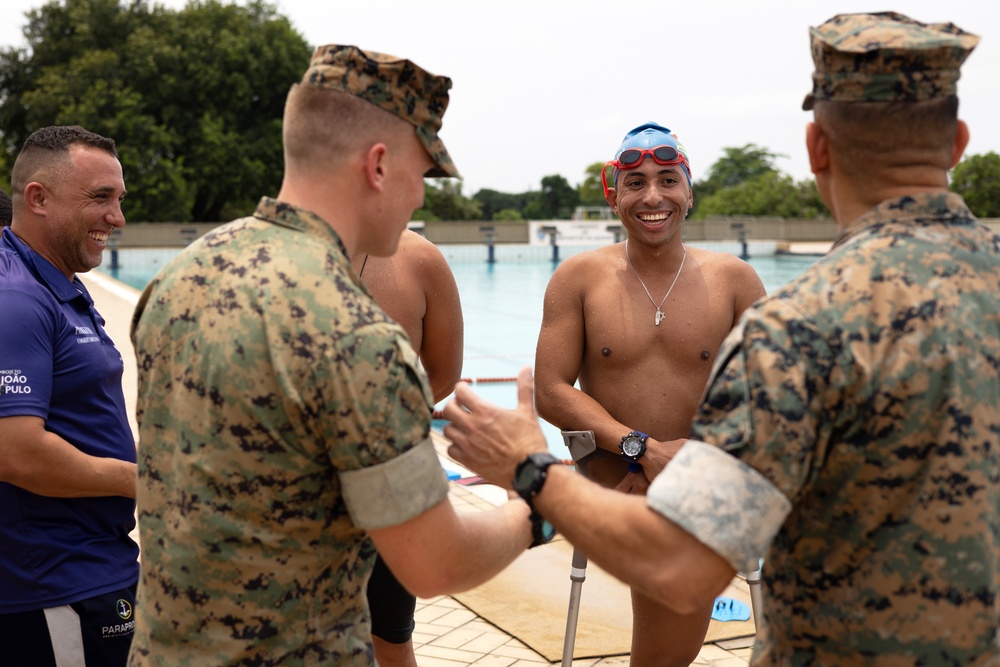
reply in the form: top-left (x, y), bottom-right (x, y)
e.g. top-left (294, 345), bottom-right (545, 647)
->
top-left (100, 243), bottom-right (819, 458)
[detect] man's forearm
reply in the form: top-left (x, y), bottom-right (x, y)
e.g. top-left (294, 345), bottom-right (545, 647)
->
top-left (536, 383), bottom-right (630, 454)
top-left (446, 500), bottom-right (534, 590)
top-left (372, 497), bottom-right (533, 600)
top-left (0, 422), bottom-right (136, 498)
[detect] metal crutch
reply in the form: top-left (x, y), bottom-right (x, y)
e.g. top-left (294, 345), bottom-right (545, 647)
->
top-left (559, 429), bottom-right (599, 667)
top-left (745, 560), bottom-right (764, 633)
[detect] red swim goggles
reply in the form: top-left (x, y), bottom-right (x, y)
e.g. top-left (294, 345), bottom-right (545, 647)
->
top-left (613, 145), bottom-right (688, 170)
top-left (601, 145), bottom-right (691, 197)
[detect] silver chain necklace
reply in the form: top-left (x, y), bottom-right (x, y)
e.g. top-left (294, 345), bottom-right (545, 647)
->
top-left (625, 239), bottom-right (686, 326)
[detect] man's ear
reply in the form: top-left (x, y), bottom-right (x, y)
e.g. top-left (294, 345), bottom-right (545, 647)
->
top-left (950, 120), bottom-right (970, 169)
top-left (806, 122), bottom-right (829, 175)
top-left (364, 143), bottom-right (389, 192)
top-left (604, 186), bottom-right (618, 213)
top-left (23, 182), bottom-right (47, 215)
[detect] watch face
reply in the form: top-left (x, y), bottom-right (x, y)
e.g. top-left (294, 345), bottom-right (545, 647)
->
top-left (515, 463), bottom-right (536, 492)
top-left (511, 452), bottom-right (559, 505)
top-left (514, 453), bottom-right (557, 499)
top-left (622, 437), bottom-right (643, 458)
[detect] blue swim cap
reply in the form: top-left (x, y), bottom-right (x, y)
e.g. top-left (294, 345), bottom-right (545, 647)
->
top-left (612, 122), bottom-right (692, 186)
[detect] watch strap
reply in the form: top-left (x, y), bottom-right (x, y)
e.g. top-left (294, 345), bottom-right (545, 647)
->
top-left (528, 511), bottom-right (557, 548)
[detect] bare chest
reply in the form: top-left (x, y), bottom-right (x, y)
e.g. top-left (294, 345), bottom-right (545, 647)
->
top-left (579, 277), bottom-right (735, 371)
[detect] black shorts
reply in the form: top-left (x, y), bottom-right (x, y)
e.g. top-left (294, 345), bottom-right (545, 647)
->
top-left (367, 553), bottom-right (416, 644)
top-left (0, 585), bottom-right (137, 667)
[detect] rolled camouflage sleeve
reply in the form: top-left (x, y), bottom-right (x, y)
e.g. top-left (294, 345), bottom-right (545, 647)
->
top-left (324, 323), bottom-right (449, 529)
top-left (341, 437), bottom-right (448, 530)
top-left (647, 440), bottom-right (791, 572)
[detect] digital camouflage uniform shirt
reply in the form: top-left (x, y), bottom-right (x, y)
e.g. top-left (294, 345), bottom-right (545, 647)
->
top-left (127, 198), bottom-right (449, 666)
top-left (647, 192), bottom-right (1000, 665)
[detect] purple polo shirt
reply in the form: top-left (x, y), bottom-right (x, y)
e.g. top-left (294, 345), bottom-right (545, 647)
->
top-left (0, 227), bottom-right (138, 613)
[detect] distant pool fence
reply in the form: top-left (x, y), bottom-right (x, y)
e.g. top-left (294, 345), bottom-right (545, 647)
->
top-left (106, 216), bottom-right (840, 254)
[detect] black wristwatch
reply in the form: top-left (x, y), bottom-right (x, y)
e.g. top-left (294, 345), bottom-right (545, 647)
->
top-left (512, 452), bottom-right (561, 504)
top-left (619, 430), bottom-right (648, 473)
top-left (513, 453), bottom-right (561, 548)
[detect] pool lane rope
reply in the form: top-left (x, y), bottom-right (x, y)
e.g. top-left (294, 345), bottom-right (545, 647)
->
top-left (459, 376), bottom-right (518, 384)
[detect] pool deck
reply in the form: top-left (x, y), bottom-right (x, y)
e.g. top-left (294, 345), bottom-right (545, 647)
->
top-left (778, 241), bottom-right (833, 255)
top-left (82, 268), bottom-right (755, 667)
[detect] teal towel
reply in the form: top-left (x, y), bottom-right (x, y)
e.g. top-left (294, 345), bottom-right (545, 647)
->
top-left (711, 597), bottom-right (751, 622)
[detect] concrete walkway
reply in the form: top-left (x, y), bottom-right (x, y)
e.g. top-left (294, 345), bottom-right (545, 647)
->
top-left (81, 269), bottom-right (755, 667)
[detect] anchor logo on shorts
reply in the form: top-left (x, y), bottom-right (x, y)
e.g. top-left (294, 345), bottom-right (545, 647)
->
top-left (116, 599), bottom-right (133, 620)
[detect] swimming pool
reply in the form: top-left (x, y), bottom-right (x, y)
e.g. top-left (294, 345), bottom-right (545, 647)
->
top-left (99, 243), bottom-right (819, 456)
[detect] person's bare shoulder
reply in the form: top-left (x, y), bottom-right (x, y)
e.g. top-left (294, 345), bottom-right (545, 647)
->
top-left (394, 229), bottom-right (450, 282)
top-left (688, 246), bottom-right (761, 282)
top-left (396, 228), bottom-right (440, 259)
top-left (548, 244), bottom-right (622, 293)
top-left (687, 246), bottom-right (767, 312)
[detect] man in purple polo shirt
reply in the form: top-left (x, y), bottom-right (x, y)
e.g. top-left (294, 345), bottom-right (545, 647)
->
top-left (0, 126), bottom-right (138, 667)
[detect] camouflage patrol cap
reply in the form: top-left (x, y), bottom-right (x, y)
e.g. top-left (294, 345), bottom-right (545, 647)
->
top-left (803, 12), bottom-right (979, 110)
top-left (303, 44), bottom-right (459, 178)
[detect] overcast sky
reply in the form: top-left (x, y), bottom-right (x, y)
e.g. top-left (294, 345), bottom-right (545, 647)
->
top-left (2, 0), bottom-right (997, 196)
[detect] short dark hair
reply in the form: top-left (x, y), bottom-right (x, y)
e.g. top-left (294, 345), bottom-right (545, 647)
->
top-left (11, 126), bottom-right (118, 197)
top-left (20, 125), bottom-right (118, 156)
top-left (814, 97), bottom-right (959, 182)
top-left (0, 190), bottom-right (11, 227)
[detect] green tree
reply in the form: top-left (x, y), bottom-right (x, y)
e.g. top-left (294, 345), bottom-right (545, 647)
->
top-left (473, 188), bottom-right (530, 221)
top-left (524, 174), bottom-right (578, 219)
top-left (474, 174), bottom-right (584, 222)
top-left (950, 152), bottom-right (1000, 218)
top-left (521, 192), bottom-right (545, 220)
top-left (0, 0), bottom-right (311, 222)
top-left (694, 172), bottom-right (828, 219)
top-left (493, 208), bottom-right (522, 221)
top-left (695, 144), bottom-right (785, 199)
top-left (0, 146), bottom-right (9, 190)
top-left (578, 161), bottom-right (610, 207)
top-left (414, 180), bottom-right (481, 221)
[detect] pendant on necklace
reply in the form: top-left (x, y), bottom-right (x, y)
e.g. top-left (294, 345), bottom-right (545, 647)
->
top-left (625, 239), bottom-right (687, 329)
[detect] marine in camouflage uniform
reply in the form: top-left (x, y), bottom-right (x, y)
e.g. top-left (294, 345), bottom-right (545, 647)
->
top-left (129, 200), bottom-right (447, 665)
top-left (647, 12), bottom-right (1000, 666)
top-left (126, 46), bottom-right (531, 666)
top-left (659, 191), bottom-right (1000, 664)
